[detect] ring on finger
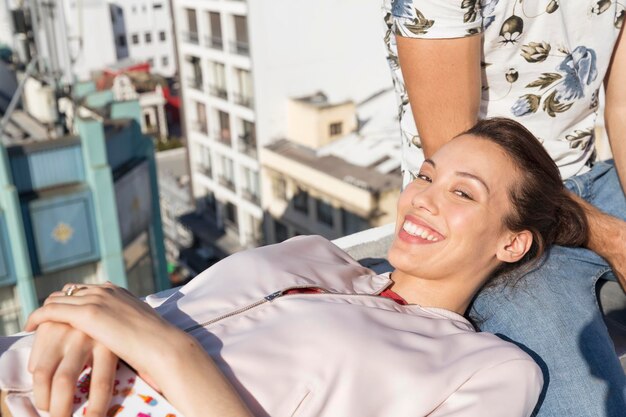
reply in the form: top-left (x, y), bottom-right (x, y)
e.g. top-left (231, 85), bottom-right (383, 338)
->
top-left (64, 284), bottom-right (87, 297)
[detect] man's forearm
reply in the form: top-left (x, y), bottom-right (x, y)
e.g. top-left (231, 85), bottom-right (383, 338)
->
top-left (571, 193), bottom-right (626, 289)
top-left (396, 35), bottom-right (482, 157)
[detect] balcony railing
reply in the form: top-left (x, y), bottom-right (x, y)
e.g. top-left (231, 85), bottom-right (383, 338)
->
top-left (209, 84), bottom-right (228, 100)
top-left (199, 164), bottom-right (212, 178)
top-left (205, 36), bottom-right (223, 50)
top-left (238, 134), bottom-right (257, 158)
top-left (242, 189), bottom-right (261, 205)
top-left (182, 31), bottom-right (200, 44)
top-left (218, 175), bottom-right (236, 191)
top-left (230, 40), bottom-right (250, 56)
top-left (233, 92), bottom-right (254, 108)
top-left (187, 77), bottom-right (203, 90)
top-left (213, 130), bottom-right (232, 146)
top-left (192, 120), bottom-right (208, 134)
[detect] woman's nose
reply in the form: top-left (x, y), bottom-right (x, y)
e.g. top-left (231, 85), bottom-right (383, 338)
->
top-left (411, 185), bottom-right (439, 215)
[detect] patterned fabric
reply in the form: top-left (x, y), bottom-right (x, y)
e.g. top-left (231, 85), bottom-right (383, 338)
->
top-left (382, 0), bottom-right (624, 185)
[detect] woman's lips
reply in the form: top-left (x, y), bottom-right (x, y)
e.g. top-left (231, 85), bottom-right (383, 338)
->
top-left (398, 215), bottom-right (445, 244)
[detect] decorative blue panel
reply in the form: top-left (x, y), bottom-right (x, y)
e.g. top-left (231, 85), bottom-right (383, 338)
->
top-left (0, 213), bottom-right (15, 286)
top-left (115, 161), bottom-right (152, 245)
top-left (105, 126), bottom-right (137, 171)
top-left (10, 144), bottom-right (85, 193)
top-left (28, 189), bottom-right (100, 273)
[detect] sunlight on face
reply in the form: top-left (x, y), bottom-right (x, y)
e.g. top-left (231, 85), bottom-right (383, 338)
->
top-left (387, 134), bottom-right (519, 283)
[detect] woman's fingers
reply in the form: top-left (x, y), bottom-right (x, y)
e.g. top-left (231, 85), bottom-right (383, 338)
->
top-left (25, 303), bottom-right (85, 332)
top-left (29, 322), bottom-right (66, 411)
top-left (84, 346), bottom-right (118, 417)
top-left (47, 335), bottom-right (91, 417)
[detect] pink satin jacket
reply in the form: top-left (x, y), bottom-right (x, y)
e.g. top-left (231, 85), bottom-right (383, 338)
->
top-left (0, 235), bottom-right (542, 416)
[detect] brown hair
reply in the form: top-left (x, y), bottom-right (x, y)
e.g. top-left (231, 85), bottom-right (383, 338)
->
top-left (462, 118), bottom-right (588, 280)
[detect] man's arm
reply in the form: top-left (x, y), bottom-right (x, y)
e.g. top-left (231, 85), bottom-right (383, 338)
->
top-left (581, 24), bottom-right (626, 290)
top-left (396, 35), bottom-right (482, 157)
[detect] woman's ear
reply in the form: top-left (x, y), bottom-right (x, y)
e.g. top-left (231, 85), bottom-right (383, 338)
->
top-left (496, 230), bottom-right (533, 263)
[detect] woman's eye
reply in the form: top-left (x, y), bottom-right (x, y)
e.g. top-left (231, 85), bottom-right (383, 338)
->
top-left (416, 173), bottom-right (432, 183)
top-left (453, 189), bottom-right (474, 200)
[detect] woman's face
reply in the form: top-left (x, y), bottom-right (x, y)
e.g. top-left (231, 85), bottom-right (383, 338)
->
top-left (388, 134), bottom-right (521, 283)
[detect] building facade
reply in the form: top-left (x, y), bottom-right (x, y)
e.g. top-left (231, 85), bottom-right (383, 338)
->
top-left (108, 0), bottom-right (177, 78)
top-left (262, 90), bottom-right (402, 243)
top-left (172, 0), bottom-right (393, 252)
top-left (0, 80), bottom-right (168, 335)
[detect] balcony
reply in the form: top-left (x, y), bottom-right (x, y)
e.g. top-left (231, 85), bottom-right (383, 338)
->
top-left (182, 31), bottom-right (200, 45)
top-left (233, 92), bottom-right (254, 109)
top-left (198, 164), bottom-right (212, 178)
top-left (187, 77), bottom-right (203, 91)
top-left (209, 84), bottom-right (228, 100)
top-left (192, 120), bottom-right (208, 134)
top-left (237, 134), bottom-right (257, 158)
top-left (242, 189), bottom-right (260, 205)
top-left (218, 175), bottom-right (236, 191)
top-left (205, 36), bottom-right (223, 50)
top-left (230, 40), bottom-right (250, 56)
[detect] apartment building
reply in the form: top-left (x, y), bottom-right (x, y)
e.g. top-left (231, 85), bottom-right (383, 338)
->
top-left (172, 0), bottom-right (393, 251)
top-left (108, 0), bottom-right (177, 77)
top-left (262, 89), bottom-right (402, 243)
top-left (0, 76), bottom-right (168, 335)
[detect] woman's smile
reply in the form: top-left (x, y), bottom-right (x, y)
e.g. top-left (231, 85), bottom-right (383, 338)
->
top-left (399, 214), bottom-right (445, 243)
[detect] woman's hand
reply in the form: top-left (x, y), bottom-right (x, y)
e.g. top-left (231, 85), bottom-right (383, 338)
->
top-left (26, 282), bottom-right (252, 417)
top-left (26, 283), bottom-right (180, 388)
top-left (28, 320), bottom-right (118, 417)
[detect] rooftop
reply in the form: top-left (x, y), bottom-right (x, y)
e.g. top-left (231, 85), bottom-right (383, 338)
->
top-left (266, 87), bottom-right (402, 193)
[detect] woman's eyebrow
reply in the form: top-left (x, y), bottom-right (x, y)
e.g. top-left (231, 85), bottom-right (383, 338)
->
top-left (455, 171), bottom-right (491, 194)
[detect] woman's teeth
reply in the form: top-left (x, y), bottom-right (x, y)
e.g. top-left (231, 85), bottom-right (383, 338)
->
top-left (402, 220), bottom-right (440, 241)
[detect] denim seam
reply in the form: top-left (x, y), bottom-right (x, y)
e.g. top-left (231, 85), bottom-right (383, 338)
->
top-left (593, 268), bottom-right (616, 317)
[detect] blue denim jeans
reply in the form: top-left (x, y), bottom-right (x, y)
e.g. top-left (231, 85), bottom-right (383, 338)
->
top-left (469, 160), bottom-right (626, 417)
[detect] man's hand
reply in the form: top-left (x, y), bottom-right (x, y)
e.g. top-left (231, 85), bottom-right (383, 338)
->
top-left (571, 193), bottom-right (626, 290)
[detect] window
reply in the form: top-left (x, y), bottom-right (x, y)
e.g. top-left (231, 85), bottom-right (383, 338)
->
top-left (184, 8), bottom-right (199, 44)
top-left (208, 12), bottom-right (222, 49)
top-left (117, 8), bottom-right (123, 16)
top-left (341, 209), bottom-right (368, 235)
top-left (272, 176), bottom-right (286, 200)
top-left (198, 145), bottom-right (212, 177)
top-left (153, 3), bottom-right (163, 9)
top-left (217, 110), bottom-right (231, 144)
top-left (195, 101), bottom-right (207, 133)
top-left (161, 56), bottom-right (168, 67)
top-left (242, 167), bottom-right (260, 203)
top-left (293, 189), bottom-right (309, 214)
top-left (142, 5), bottom-right (147, 12)
top-left (147, 57), bottom-right (154, 67)
top-left (225, 202), bottom-right (237, 226)
top-left (132, 6), bottom-right (137, 13)
top-left (118, 35), bottom-right (126, 47)
top-left (132, 33), bottom-right (139, 44)
top-left (274, 220), bottom-right (288, 242)
top-left (209, 61), bottom-right (227, 98)
top-left (219, 155), bottom-right (235, 190)
top-left (232, 15), bottom-right (250, 55)
top-left (145, 32), bottom-right (152, 43)
top-left (316, 198), bottom-right (334, 227)
top-left (330, 122), bottom-right (343, 136)
top-left (234, 68), bottom-right (253, 107)
top-left (159, 31), bottom-right (166, 41)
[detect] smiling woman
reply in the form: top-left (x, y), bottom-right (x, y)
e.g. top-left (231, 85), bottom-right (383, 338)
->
top-left (1, 118), bottom-right (588, 417)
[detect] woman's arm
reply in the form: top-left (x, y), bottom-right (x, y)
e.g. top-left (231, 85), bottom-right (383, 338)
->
top-left (427, 359), bottom-right (543, 417)
top-left (26, 283), bottom-right (252, 417)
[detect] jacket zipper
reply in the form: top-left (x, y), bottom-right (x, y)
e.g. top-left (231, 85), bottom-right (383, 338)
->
top-left (183, 286), bottom-right (329, 334)
top-left (183, 282), bottom-right (392, 334)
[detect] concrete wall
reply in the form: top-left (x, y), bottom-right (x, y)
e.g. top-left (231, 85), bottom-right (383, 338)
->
top-left (287, 100), bottom-right (357, 149)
